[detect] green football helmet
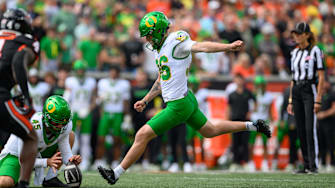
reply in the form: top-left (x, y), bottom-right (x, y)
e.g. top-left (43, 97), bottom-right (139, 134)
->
top-left (139, 11), bottom-right (170, 50)
top-left (73, 60), bottom-right (87, 78)
top-left (254, 75), bottom-right (266, 85)
top-left (73, 59), bottom-right (88, 71)
top-left (43, 95), bottom-right (71, 134)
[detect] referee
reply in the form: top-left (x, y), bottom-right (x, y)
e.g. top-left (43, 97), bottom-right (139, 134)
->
top-left (287, 22), bottom-right (325, 174)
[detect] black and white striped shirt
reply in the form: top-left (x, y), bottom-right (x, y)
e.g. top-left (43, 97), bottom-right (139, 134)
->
top-left (290, 45), bottom-right (324, 82)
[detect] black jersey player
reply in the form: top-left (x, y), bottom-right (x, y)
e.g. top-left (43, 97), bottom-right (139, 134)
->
top-left (0, 8), bottom-right (39, 188)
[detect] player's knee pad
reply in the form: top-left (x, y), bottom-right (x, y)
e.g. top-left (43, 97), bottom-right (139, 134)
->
top-left (0, 176), bottom-right (15, 187)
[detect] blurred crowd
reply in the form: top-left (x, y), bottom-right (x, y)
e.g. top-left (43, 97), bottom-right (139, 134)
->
top-left (1, 0), bottom-right (335, 173)
top-left (0, 0), bottom-right (334, 77)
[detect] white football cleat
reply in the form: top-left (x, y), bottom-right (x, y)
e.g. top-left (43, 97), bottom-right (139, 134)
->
top-left (326, 165), bottom-right (335, 173)
top-left (183, 162), bottom-right (193, 173)
top-left (247, 161), bottom-right (256, 172)
top-left (161, 160), bottom-right (170, 170)
top-left (261, 160), bottom-right (269, 172)
top-left (168, 163), bottom-right (180, 173)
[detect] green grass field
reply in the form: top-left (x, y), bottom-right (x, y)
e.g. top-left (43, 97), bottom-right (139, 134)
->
top-left (51, 171), bottom-right (335, 188)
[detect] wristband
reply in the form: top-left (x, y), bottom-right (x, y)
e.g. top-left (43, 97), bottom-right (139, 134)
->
top-left (315, 101), bottom-right (322, 105)
top-left (288, 98), bottom-right (292, 104)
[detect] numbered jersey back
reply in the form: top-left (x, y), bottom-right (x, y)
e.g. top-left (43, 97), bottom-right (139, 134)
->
top-left (0, 31), bottom-right (40, 97)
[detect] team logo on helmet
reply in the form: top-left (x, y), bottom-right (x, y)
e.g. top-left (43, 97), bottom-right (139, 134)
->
top-left (145, 16), bottom-right (157, 28)
top-left (46, 101), bottom-right (56, 113)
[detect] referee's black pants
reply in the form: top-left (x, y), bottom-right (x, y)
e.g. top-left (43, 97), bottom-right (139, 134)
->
top-left (292, 83), bottom-right (318, 170)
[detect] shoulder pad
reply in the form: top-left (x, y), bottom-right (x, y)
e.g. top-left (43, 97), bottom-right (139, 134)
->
top-left (30, 112), bottom-right (42, 121)
top-left (175, 31), bottom-right (190, 42)
top-left (14, 35), bottom-right (40, 55)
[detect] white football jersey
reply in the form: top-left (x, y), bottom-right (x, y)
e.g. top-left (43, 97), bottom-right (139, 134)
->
top-left (251, 91), bottom-right (275, 121)
top-left (154, 30), bottom-right (196, 102)
top-left (0, 112), bottom-right (73, 165)
top-left (28, 82), bottom-right (50, 112)
top-left (65, 76), bottom-right (96, 113)
top-left (98, 78), bottom-right (130, 113)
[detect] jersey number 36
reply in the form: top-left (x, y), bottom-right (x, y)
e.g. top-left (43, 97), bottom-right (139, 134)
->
top-left (156, 55), bottom-right (171, 81)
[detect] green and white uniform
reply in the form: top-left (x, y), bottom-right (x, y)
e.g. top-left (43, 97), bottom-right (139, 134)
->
top-left (28, 82), bottom-right (50, 112)
top-left (65, 76), bottom-right (96, 133)
top-left (64, 76), bottom-right (95, 170)
top-left (0, 112), bottom-right (73, 185)
top-left (97, 78), bottom-right (130, 137)
top-left (249, 91), bottom-right (274, 144)
top-left (147, 30), bottom-right (207, 135)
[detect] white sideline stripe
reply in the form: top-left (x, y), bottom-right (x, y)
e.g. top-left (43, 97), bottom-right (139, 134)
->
top-left (181, 177), bottom-right (334, 183)
top-left (84, 173), bottom-right (335, 183)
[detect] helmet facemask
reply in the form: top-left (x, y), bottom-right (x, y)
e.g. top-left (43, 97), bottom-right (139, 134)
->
top-left (73, 60), bottom-right (87, 80)
top-left (75, 69), bottom-right (86, 80)
top-left (43, 113), bottom-right (69, 135)
top-left (42, 95), bottom-right (72, 136)
top-left (150, 27), bottom-right (169, 50)
top-left (254, 76), bottom-right (267, 94)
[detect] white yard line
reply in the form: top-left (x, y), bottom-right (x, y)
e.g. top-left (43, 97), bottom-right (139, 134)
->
top-left (182, 177), bottom-right (335, 183)
top-left (83, 172), bottom-right (335, 184)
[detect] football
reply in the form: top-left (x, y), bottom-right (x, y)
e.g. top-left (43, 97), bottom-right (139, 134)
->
top-left (64, 163), bottom-right (82, 188)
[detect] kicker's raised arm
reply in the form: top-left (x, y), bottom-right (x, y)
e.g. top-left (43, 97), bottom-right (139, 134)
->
top-left (191, 40), bottom-right (244, 53)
